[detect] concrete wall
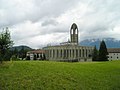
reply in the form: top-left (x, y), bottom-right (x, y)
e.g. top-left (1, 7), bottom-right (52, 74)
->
top-left (44, 45), bottom-right (94, 62)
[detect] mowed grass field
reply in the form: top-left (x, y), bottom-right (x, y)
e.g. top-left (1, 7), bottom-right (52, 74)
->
top-left (0, 61), bottom-right (120, 90)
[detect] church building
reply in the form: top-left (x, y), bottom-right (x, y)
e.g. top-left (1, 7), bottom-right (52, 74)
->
top-left (43, 23), bottom-right (94, 62)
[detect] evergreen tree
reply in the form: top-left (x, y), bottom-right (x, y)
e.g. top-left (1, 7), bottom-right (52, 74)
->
top-left (43, 54), bottom-right (46, 60)
top-left (19, 46), bottom-right (31, 60)
top-left (98, 40), bottom-right (108, 61)
top-left (26, 56), bottom-right (30, 60)
top-left (92, 46), bottom-right (98, 61)
top-left (0, 27), bottom-right (13, 63)
top-left (19, 46), bottom-right (26, 60)
top-left (34, 54), bottom-right (37, 60)
top-left (13, 47), bottom-right (18, 58)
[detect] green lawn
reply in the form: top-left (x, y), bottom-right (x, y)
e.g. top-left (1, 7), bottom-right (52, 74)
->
top-left (0, 61), bottom-right (120, 90)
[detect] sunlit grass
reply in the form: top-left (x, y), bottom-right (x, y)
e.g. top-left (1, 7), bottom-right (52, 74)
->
top-left (0, 60), bottom-right (120, 90)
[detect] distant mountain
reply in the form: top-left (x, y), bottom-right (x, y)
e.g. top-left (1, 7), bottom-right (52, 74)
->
top-left (80, 38), bottom-right (120, 49)
top-left (11, 45), bottom-right (33, 51)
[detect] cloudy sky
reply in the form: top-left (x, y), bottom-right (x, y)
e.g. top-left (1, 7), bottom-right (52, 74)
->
top-left (0, 0), bottom-right (120, 48)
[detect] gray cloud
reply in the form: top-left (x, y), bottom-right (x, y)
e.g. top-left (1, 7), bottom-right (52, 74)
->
top-left (0, 0), bottom-right (120, 48)
top-left (77, 0), bottom-right (120, 40)
top-left (41, 19), bottom-right (58, 26)
top-left (0, 0), bottom-right (79, 27)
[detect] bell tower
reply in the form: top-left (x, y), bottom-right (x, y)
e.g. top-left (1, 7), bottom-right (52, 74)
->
top-left (70, 23), bottom-right (78, 45)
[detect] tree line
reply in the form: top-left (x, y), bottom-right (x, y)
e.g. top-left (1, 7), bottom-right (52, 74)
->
top-left (11, 46), bottom-right (29, 60)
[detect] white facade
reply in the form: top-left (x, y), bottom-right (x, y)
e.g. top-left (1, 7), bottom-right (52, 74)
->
top-left (26, 50), bottom-right (45, 60)
top-left (108, 53), bottom-right (120, 61)
top-left (107, 48), bottom-right (120, 61)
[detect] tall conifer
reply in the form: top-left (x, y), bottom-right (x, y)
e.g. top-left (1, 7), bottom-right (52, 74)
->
top-left (99, 40), bottom-right (108, 61)
top-left (92, 46), bottom-right (98, 61)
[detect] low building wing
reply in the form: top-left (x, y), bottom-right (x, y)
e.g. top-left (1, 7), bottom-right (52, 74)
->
top-left (26, 49), bottom-right (46, 60)
top-left (107, 48), bottom-right (120, 60)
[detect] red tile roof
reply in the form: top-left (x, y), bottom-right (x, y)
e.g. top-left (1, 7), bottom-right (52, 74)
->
top-left (27, 49), bottom-right (45, 54)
